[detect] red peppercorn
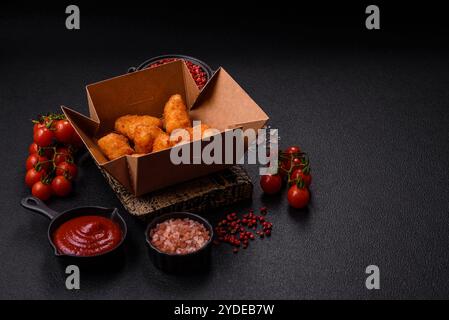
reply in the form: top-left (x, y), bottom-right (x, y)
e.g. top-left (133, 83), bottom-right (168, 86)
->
top-left (147, 58), bottom-right (207, 89)
top-left (214, 208), bottom-right (273, 252)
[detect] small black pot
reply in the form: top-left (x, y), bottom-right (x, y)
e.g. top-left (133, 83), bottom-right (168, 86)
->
top-left (128, 54), bottom-right (214, 80)
top-left (145, 212), bottom-right (213, 274)
top-left (21, 196), bottom-right (127, 269)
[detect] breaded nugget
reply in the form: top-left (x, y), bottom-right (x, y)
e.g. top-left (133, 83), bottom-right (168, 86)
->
top-left (187, 124), bottom-right (211, 141)
top-left (171, 127), bottom-right (192, 145)
top-left (115, 115), bottom-right (162, 140)
top-left (170, 124), bottom-right (214, 147)
top-left (98, 133), bottom-right (133, 161)
top-left (133, 125), bottom-right (164, 154)
top-left (163, 94), bottom-right (191, 134)
top-left (152, 131), bottom-right (172, 152)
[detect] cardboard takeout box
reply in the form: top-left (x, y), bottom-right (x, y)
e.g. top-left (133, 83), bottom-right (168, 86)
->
top-left (62, 60), bottom-right (269, 196)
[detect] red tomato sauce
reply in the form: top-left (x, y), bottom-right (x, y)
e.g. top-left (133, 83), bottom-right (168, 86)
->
top-left (53, 215), bottom-right (122, 256)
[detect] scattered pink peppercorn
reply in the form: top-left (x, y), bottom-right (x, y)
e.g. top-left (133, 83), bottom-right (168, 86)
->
top-left (213, 207), bottom-right (273, 253)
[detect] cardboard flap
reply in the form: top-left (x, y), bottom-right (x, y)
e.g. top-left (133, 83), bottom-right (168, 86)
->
top-left (102, 156), bottom-right (132, 191)
top-left (86, 60), bottom-right (197, 135)
top-left (61, 106), bottom-right (110, 163)
top-left (226, 119), bottom-right (268, 132)
top-left (87, 89), bottom-right (100, 123)
top-left (190, 68), bottom-right (269, 131)
top-left (181, 62), bottom-right (201, 110)
top-left (125, 154), bottom-right (139, 194)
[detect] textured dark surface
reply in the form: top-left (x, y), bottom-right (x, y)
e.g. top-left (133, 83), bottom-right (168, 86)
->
top-left (1, 3), bottom-right (449, 299)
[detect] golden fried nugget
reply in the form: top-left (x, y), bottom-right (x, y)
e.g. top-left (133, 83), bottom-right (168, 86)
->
top-left (133, 125), bottom-right (164, 154)
top-left (163, 94), bottom-right (191, 134)
top-left (98, 133), bottom-right (133, 161)
top-left (187, 124), bottom-right (211, 141)
top-left (170, 124), bottom-right (214, 147)
top-left (171, 127), bottom-right (192, 145)
top-left (152, 131), bottom-right (172, 152)
top-left (115, 115), bottom-right (162, 140)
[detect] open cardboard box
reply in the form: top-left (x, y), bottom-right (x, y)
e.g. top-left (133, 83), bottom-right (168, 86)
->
top-left (62, 60), bottom-right (269, 196)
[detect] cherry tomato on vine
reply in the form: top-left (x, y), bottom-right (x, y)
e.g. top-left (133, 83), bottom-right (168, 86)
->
top-left (28, 142), bottom-right (39, 154)
top-left (51, 176), bottom-right (72, 197)
top-left (32, 181), bottom-right (53, 201)
top-left (25, 168), bottom-right (46, 187)
top-left (281, 157), bottom-right (304, 173)
top-left (287, 185), bottom-right (310, 209)
top-left (279, 157), bottom-right (302, 179)
top-left (56, 162), bottom-right (77, 179)
top-left (33, 123), bottom-right (45, 135)
top-left (285, 145), bottom-right (301, 155)
top-left (260, 174), bottom-right (282, 194)
top-left (290, 168), bottom-right (312, 187)
top-left (43, 148), bottom-right (55, 159)
top-left (34, 127), bottom-right (54, 147)
top-left (26, 154), bottom-right (50, 171)
top-left (54, 120), bottom-right (75, 144)
top-left (54, 147), bottom-right (72, 165)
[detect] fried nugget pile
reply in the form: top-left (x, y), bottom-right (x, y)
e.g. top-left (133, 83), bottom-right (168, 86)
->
top-left (97, 94), bottom-right (213, 161)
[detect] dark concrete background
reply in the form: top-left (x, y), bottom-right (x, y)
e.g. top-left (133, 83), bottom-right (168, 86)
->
top-left (1, 2), bottom-right (448, 299)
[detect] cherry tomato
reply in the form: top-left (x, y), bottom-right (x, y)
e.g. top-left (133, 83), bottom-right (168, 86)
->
top-left (25, 168), bottom-right (46, 187)
top-left (279, 157), bottom-right (302, 179)
top-left (285, 145), bottom-right (301, 155)
top-left (260, 174), bottom-right (282, 194)
top-left (290, 168), bottom-right (312, 187)
top-left (42, 147), bottom-right (55, 160)
top-left (281, 157), bottom-right (304, 173)
top-left (54, 147), bottom-right (72, 165)
top-left (28, 142), bottom-right (39, 154)
top-left (287, 185), bottom-right (310, 209)
top-left (33, 123), bottom-right (45, 134)
top-left (29, 143), bottom-right (53, 158)
top-left (32, 181), bottom-right (53, 201)
top-left (34, 127), bottom-right (54, 147)
top-left (54, 120), bottom-right (75, 144)
top-left (26, 154), bottom-right (49, 171)
top-left (56, 162), bottom-right (78, 179)
top-left (51, 176), bottom-right (72, 197)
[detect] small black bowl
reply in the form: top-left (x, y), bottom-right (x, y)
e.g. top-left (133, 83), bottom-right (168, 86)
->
top-left (128, 54), bottom-right (214, 80)
top-left (145, 212), bottom-right (213, 274)
top-left (21, 196), bottom-right (127, 269)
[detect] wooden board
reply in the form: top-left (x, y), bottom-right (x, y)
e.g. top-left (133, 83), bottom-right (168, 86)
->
top-left (99, 165), bottom-right (253, 220)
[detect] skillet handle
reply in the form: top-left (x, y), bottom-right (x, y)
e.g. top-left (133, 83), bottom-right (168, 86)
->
top-left (20, 196), bottom-right (59, 220)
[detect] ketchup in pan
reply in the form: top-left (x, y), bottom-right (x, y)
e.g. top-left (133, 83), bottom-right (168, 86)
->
top-left (53, 215), bottom-right (122, 257)
top-left (21, 196), bottom-right (127, 263)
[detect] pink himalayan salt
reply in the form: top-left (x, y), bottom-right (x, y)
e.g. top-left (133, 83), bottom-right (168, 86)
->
top-left (149, 218), bottom-right (210, 254)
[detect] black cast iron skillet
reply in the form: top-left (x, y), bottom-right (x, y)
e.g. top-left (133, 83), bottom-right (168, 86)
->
top-left (21, 196), bottom-right (127, 268)
top-left (145, 212), bottom-right (213, 274)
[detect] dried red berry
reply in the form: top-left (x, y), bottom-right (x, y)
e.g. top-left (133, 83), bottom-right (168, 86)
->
top-left (214, 208), bottom-right (273, 253)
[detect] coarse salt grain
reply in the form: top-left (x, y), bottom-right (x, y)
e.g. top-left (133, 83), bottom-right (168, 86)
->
top-left (150, 218), bottom-right (210, 254)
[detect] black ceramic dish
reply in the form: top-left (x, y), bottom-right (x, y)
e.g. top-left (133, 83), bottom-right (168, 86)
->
top-left (20, 196), bottom-right (127, 268)
top-left (128, 54), bottom-right (214, 80)
top-left (145, 212), bottom-right (213, 274)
